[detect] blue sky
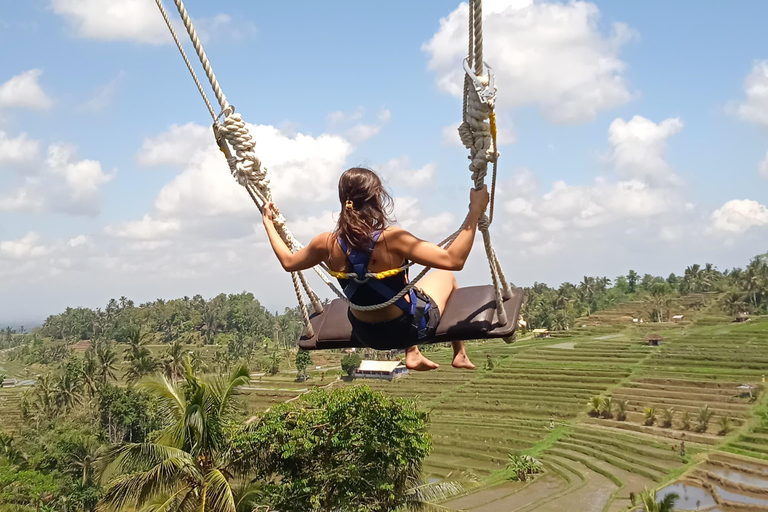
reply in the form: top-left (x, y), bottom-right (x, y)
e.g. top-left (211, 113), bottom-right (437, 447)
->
top-left (1, 0), bottom-right (767, 324)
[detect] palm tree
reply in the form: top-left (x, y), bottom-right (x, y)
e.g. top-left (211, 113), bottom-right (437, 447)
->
top-left (680, 410), bottom-right (692, 431)
top-left (696, 405), bottom-right (713, 433)
top-left (600, 397), bottom-right (613, 419)
top-left (55, 371), bottom-right (83, 412)
top-left (660, 407), bottom-right (675, 428)
top-left (163, 340), bottom-right (186, 382)
top-left (125, 354), bottom-right (160, 384)
top-left (68, 437), bottom-right (104, 486)
top-left (96, 341), bottom-right (118, 385)
top-left (0, 433), bottom-right (28, 470)
top-left (644, 407), bottom-right (657, 426)
top-left (614, 399), bottom-right (628, 421)
top-left (579, 276), bottom-right (595, 316)
top-left (82, 348), bottom-right (99, 399)
top-left (100, 365), bottom-right (252, 512)
top-left (640, 488), bottom-right (679, 512)
top-left (627, 270), bottom-right (639, 293)
top-left (588, 396), bottom-right (602, 417)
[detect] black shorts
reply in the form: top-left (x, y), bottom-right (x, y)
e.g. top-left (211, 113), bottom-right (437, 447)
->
top-left (347, 290), bottom-right (441, 350)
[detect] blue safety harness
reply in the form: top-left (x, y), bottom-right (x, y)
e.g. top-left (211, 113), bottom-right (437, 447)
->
top-left (336, 230), bottom-right (433, 339)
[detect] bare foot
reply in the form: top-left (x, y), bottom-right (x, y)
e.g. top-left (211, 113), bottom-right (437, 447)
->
top-left (405, 350), bottom-right (439, 371)
top-left (452, 352), bottom-right (476, 370)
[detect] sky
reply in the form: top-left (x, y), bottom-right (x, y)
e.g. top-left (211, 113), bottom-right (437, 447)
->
top-left (1, 0), bottom-right (768, 325)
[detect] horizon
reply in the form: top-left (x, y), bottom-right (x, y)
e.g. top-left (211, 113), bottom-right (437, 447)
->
top-left (2, 0), bottom-right (768, 321)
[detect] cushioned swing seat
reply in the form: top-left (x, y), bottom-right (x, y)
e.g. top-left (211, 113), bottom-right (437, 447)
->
top-left (299, 285), bottom-right (525, 350)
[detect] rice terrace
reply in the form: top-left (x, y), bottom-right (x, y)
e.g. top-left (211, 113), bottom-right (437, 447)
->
top-left (3, 279), bottom-right (768, 511)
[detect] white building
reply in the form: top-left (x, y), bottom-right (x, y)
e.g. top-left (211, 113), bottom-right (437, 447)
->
top-left (355, 360), bottom-right (408, 381)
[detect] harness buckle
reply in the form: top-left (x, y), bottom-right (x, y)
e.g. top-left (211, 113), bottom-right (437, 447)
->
top-left (463, 58), bottom-right (496, 105)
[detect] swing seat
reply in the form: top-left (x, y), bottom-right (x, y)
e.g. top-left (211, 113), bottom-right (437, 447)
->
top-left (299, 285), bottom-right (524, 350)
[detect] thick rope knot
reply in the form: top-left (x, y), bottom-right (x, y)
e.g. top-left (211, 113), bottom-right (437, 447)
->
top-left (478, 214), bottom-right (490, 232)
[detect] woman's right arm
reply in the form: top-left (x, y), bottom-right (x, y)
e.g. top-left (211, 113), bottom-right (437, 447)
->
top-left (387, 186), bottom-right (489, 271)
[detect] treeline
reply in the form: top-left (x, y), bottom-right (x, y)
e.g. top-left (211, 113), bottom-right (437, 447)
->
top-left (36, 292), bottom-right (306, 347)
top-left (522, 254), bottom-right (768, 330)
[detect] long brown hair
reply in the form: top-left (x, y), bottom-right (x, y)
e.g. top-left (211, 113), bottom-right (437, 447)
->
top-left (334, 167), bottom-right (394, 252)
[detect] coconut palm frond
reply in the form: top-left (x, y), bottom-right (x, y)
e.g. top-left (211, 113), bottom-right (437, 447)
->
top-left (212, 365), bottom-right (250, 416)
top-left (140, 375), bottom-right (186, 417)
top-left (658, 492), bottom-right (679, 512)
top-left (202, 469), bottom-right (237, 512)
top-left (136, 486), bottom-right (194, 512)
top-left (102, 443), bottom-right (193, 484)
top-left (102, 456), bottom-right (200, 512)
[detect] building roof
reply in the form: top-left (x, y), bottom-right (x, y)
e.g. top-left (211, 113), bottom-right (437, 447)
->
top-left (672, 314), bottom-right (685, 320)
top-left (532, 328), bottom-right (549, 334)
top-left (646, 334), bottom-right (664, 341)
top-left (357, 360), bottom-right (406, 373)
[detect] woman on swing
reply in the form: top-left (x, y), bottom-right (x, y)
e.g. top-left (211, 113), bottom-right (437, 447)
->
top-left (262, 167), bottom-right (488, 371)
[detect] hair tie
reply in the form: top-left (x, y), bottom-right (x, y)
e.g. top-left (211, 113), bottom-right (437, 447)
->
top-left (345, 200), bottom-right (354, 210)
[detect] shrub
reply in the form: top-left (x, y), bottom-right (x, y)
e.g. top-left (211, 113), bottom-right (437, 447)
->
top-left (695, 405), bottom-right (713, 433)
top-left (718, 416), bottom-right (732, 436)
top-left (680, 410), bottom-right (692, 431)
top-left (660, 407), bottom-right (675, 428)
top-left (588, 396), bottom-right (602, 417)
top-left (644, 407), bottom-right (657, 426)
top-left (507, 454), bottom-right (542, 482)
top-left (484, 355), bottom-right (495, 372)
top-left (600, 397), bottom-right (614, 419)
top-left (614, 399), bottom-right (628, 421)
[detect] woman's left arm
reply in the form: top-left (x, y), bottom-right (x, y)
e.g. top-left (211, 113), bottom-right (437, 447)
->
top-left (262, 202), bottom-right (329, 272)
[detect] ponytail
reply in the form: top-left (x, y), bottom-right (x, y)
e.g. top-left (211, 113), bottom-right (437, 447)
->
top-left (334, 167), bottom-right (394, 252)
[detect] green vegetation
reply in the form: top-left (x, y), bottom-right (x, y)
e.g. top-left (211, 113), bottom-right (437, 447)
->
top-left (2, 254), bottom-right (768, 511)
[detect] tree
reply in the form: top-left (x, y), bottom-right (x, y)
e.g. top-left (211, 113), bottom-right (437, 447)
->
top-left (718, 416), bottom-right (732, 436)
top-left (640, 488), bottom-right (679, 512)
top-left (163, 339), bottom-right (186, 382)
top-left (680, 411), bottom-right (692, 431)
top-left (341, 353), bottom-right (362, 377)
top-left (644, 407), bottom-right (657, 426)
top-left (600, 397), bottom-right (613, 419)
top-left (695, 405), bottom-right (713, 433)
top-left (627, 270), bottom-right (639, 293)
top-left (99, 365), bottom-right (252, 512)
top-left (294, 350), bottom-right (312, 381)
top-left (243, 385), bottom-right (431, 512)
top-left (268, 351), bottom-right (281, 375)
top-left (67, 437), bottom-right (103, 486)
top-left (506, 454), bottom-right (542, 482)
top-left (614, 400), bottom-right (628, 421)
top-left (95, 341), bottom-right (118, 385)
top-left (588, 396), bottom-right (602, 417)
top-left (649, 282), bottom-right (673, 322)
top-left (660, 408), bottom-right (675, 428)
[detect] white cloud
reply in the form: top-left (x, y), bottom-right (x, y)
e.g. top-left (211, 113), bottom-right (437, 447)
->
top-left (137, 122), bottom-right (211, 168)
top-left (327, 107), bottom-right (390, 143)
top-left (607, 116), bottom-right (683, 184)
top-left (50, 0), bottom-right (170, 44)
top-left (709, 199), bottom-right (768, 235)
top-left (106, 215), bottom-right (181, 240)
top-left (0, 132), bottom-right (41, 164)
top-left (423, 0), bottom-right (636, 124)
top-left (152, 123), bottom-right (352, 219)
top-left (0, 232), bottom-right (48, 260)
top-left (195, 14), bottom-right (257, 43)
top-left (67, 235), bottom-right (92, 248)
top-left (0, 142), bottom-right (114, 216)
top-left (379, 157), bottom-right (436, 188)
top-left (734, 60), bottom-right (768, 126)
top-left (393, 196), bottom-right (455, 239)
top-left (0, 70), bottom-right (52, 110)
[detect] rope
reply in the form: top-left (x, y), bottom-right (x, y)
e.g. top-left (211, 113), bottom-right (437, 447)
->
top-left (153, 0), bottom-right (216, 121)
top-left (155, 0), bottom-right (513, 332)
